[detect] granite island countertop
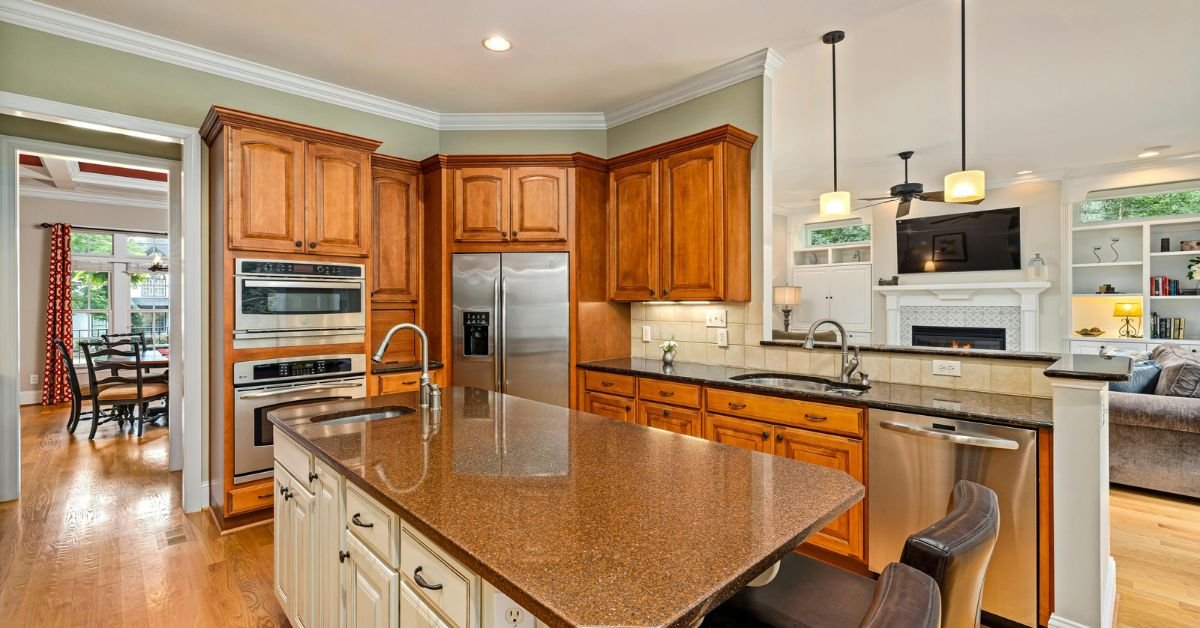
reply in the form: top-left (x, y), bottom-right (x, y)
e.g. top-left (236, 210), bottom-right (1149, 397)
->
top-left (578, 357), bottom-right (1054, 429)
top-left (269, 387), bottom-right (864, 628)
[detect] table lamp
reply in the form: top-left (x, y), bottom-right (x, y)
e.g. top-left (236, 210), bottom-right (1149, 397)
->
top-left (1114, 300), bottom-right (1142, 338)
top-left (773, 286), bottom-right (802, 333)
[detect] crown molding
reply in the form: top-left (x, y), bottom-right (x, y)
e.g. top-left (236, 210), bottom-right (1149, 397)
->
top-left (605, 48), bottom-right (784, 128)
top-left (0, 1), bottom-right (782, 131)
top-left (439, 112), bottom-right (607, 131)
top-left (19, 183), bottom-right (168, 210)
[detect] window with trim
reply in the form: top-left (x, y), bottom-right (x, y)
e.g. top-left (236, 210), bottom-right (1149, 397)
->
top-left (71, 269), bottom-right (111, 362)
top-left (806, 218), bottom-right (871, 247)
top-left (1077, 181), bottom-right (1200, 224)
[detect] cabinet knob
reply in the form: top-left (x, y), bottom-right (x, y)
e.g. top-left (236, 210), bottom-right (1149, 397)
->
top-left (339, 550), bottom-right (350, 563)
top-left (624, 405), bottom-right (631, 411)
top-left (662, 408), bottom-right (671, 417)
top-left (308, 471), bottom-right (318, 483)
top-left (308, 241), bottom-right (317, 248)
top-left (760, 431), bottom-right (770, 439)
top-left (775, 433), bottom-right (784, 442)
top-left (294, 240), bottom-right (302, 248)
top-left (282, 488), bottom-right (292, 501)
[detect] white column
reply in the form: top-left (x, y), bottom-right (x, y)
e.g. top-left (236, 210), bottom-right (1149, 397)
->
top-left (1018, 289), bottom-right (1042, 352)
top-left (1049, 379), bottom-right (1115, 628)
top-left (884, 294), bottom-right (900, 345)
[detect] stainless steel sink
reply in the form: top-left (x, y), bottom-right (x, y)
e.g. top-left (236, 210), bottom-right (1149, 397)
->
top-left (309, 406), bottom-right (415, 425)
top-left (730, 373), bottom-right (868, 395)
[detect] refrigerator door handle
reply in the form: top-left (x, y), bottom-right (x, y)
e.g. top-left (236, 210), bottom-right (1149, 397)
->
top-left (493, 276), bottom-right (502, 392)
top-left (500, 276), bottom-right (509, 392)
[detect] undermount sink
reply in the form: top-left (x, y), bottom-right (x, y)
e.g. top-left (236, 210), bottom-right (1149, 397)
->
top-left (730, 373), bottom-right (868, 396)
top-left (309, 406), bottom-right (416, 425)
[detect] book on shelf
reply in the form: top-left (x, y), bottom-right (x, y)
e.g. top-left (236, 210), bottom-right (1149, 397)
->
top-left (1150, 312), bottom-right (1187, 340)
top-left (1150, 275), bottom-right (1182, 296)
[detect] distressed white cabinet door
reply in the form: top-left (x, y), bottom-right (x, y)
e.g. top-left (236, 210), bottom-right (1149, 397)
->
top-left (314, 459), bottom-right (344, 627)
top-left (342, 532), bottom-right (399, 628)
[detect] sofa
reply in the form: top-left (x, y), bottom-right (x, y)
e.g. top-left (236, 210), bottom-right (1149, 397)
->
top-left (1109, 343), bottom-right (1200, 499)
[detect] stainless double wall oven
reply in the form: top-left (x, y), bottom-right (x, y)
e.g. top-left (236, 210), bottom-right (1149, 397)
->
top-left (234, 258), bottom-right (366, 348)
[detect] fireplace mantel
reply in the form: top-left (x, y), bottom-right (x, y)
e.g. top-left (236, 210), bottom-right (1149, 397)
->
top-left (873, 282), bottom-right (1051, 351)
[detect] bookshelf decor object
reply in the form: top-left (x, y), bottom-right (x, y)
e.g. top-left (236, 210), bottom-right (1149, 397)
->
top-left (1114, 301), bottom-right (1142, 338)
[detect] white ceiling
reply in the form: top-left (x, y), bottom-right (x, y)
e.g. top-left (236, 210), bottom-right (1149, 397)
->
top-left (20, 155), bottom-right (168, 208)
top-left (772, 0), bottom-right (1200, 210)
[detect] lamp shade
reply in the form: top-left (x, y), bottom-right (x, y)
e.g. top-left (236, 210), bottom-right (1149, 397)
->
top-left (1114, 301), bottom-right (1143, 317)
top-left (944, 169), bottom-right (987, 203)
top-left (819, 190), bottom-right (852, 217)
top-left (773, 286), bottom-right (802, 306)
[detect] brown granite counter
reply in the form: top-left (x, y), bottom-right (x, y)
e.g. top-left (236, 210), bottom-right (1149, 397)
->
top-left (1043, 353), bottom-right (1133, 381)
top-left (579, 358), bottom-right (1053, 429)
top-left (269, 387), bottom-right (864, 628)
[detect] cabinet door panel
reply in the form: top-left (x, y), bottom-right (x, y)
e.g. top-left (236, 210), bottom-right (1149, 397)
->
top-left (314, 460), bottom-right (343, 628)
top-left (774, 428), bottom-right (864, 560)
top-left (228, 127), bottom-right (305, 253)
top-left (788, 268), bottom-right (830, 327)
top-left (584, 391), bottom-right (636, 423)
top-left (370, 308), bottom-right (418, 364)
top-left (372, 168), bottom-right (421, 302)
top-left (454, 168), bottom-right (509, 242)
top-left (660, 143), bottom-right (723, 300)
top-left (342, 533), bottom-right (399, 628)
top-left (827, 265), bottom-right (872, 330)
top-left (400, 579), bottom-right (448, 628)
top-left (511, 167), bottom-right (568, 241)
top-left (306, 142), bottom-right (371, 256)
top-left (608, 161), bottom-right (659, 300)
top-left (290, 479), bottom-right (316, 628)
top-left (638, 401), bottom-right (702, 437)
top-left (704, 413), bottom-right (773, 454)
top-left (273, 472), bottom-right (292, 613)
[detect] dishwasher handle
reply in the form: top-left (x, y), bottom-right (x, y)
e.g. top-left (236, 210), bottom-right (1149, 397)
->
top-left (879, 420), bottom-right (1020, 450)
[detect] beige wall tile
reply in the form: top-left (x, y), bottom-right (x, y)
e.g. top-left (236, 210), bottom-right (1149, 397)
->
top-left (747, 301), bottom-right (764, 323)
top-left (1030, 370), bottom-right (1052, 398)
top-left (726, 345), bottom-right (745, 367)
top-left (811, 351), bottom-right (840, 378)
top-left (861, 355), bottom-right (891, 382)
top-left (891, 356), bottom-right (923, 385)
top-left (707, 344), bottom-right (727, 365)
top-left (688, 322), bottom-right (707, 343)
top-left (728, 324), bottom-right (745, 346)
top-left (744, 346), bottom-right (765, 370)
top-left (991, 363), bottom-right (1031, 396)
top-left (764, 348), bottom-right (789, 371)
top-left (677, 341), bottom-right (702, 363)
top-left (691, 307), bottom-right (708, 323)
top-left (786, 350), bottom-right (811, 374)
top-left (958, 360), bottom-right (991, 391)
top-left (746, 324), bottom-right (764, 345)
top-left (631, 303), bottom-right (645, 320)
top-left (727, 304), bottom-right (745, 324)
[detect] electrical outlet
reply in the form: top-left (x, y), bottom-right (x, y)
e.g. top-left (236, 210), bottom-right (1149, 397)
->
top-left (705, 309), bottom-right (727, 328)
top-left (505, 608), bottom-right (525, 626)
top-left (492, 591), bottom-right (534, 628)
top-left (29, 374), bottom-right (37, 386)
top-left (932, 360), bottom-right (962, 377)
top-left (642, 325), bottom-right (652, 342)
top-left (716, 328), bottom-right (729, 348)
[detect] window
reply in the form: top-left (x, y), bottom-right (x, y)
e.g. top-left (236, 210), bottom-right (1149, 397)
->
top-left (806, 219), bottom-right (871, 246)
top-left (71, 270), bottom-right (110, 361)
top-left (130, 272), bottom-right (169, 349)
top-left (1078, 183), bottom-right (1200, 224)
top-left (70, 231), bottom-right (113, 256)
top-left (126, 236), bottom-right (169, 258)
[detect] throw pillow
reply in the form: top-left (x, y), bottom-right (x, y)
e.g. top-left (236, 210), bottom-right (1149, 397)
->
top-left (1110, 359), bottom-right (1162, 394)
top-left (1153, 349), bottom-right (1200, 398)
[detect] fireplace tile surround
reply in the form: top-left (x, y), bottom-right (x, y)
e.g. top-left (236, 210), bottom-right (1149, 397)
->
top-left (901, 305), bottom-right (1021, 349)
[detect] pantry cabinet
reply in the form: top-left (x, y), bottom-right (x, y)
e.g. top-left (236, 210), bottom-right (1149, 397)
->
top-left (788, 263), bottom-right (872, 332)
top-left (371, 160), bottom-right (422, 302)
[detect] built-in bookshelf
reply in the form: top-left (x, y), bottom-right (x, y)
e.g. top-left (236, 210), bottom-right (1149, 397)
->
top-left (1068, 215), bottom-right (1200, 344)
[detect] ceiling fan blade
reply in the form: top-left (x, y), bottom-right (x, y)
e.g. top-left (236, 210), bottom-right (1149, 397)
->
top-left (852, 198), bottom-right (896, 212)
top-left (858, 196), bottom-right (894, 201)
top-left (895, 199), bottom-right (912, 218)
top-left (918, 190), bottom-right (945, 203)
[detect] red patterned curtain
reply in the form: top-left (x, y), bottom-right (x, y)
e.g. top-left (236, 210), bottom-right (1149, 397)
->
top-left (41, 223), bottom-right (73, 405)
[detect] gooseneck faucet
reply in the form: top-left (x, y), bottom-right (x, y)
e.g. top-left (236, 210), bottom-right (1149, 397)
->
top-left (801, 318), bottom-right (862, 384)
top-left (372, 323), bottom-right (441, 410)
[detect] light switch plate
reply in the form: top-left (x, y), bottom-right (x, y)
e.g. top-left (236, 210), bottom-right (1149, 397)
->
top-left (705, 309), bottom-right (727, 328)
top-left (932, 360), bottom-right (962, 377)
top-left (642, 325), bottom-right (652, 342)
top-left (716, 328), bottom-right (729, 348)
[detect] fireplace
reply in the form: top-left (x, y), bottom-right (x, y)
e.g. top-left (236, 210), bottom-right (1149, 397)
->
top-left (911, 325), bottom-right (1007, 351)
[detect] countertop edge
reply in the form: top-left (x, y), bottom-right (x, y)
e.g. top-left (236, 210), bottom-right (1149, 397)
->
top-left (759, 340), bottom-right (1059, 362)
top-left (370, 360), bottom-right (445, 374)
top-left (1042, 357), bottom-right (1134, 381)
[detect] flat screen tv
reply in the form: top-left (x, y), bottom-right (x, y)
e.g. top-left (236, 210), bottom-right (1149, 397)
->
top-left (896, 207), bottom-right (1021, 274)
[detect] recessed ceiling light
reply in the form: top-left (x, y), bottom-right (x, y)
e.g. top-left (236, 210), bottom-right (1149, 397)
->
top-left (1016, 170), bottom-right (1033, 175)
top-left (482, 36), bottom-right (512, 52)
top-left (1138, 145), bottom-right (1170, 158)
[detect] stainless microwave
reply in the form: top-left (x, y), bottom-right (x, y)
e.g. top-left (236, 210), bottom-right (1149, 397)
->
top-left (233, 258), bottom-right (365, 348)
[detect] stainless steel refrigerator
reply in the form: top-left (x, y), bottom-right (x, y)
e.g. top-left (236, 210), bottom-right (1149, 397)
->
top-left (452, 253), bottom-right (569, 407)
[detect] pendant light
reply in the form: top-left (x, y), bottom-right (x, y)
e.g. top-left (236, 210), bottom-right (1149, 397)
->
top-left (819, 30), bottom-right (851, 217)
top-left (944, 0), bottom-right (986, 203)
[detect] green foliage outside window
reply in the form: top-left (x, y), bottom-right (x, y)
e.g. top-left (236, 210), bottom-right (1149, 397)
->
top-left (126, 236), bottom-right (169, 257)
top-left (808, 224), bottom-right (871, 246)
top-left (1079, 191), bottom-right (1200, 223)
top-left (71, 270), bottom-right (110, 310)
top-left (69, 232), bottom-right (113, 255)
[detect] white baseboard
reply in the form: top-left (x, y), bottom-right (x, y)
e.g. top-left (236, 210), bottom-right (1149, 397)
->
top-left (19, 389), bottom-right (41, 405)
top-left (1048, 556), bottom-right (1117, 628)
top-left (1048, 615), bottom-right (1092, 628)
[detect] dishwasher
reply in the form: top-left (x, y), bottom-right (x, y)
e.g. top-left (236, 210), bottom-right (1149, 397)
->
top-left (868, 410), bottom-right (1038, 627)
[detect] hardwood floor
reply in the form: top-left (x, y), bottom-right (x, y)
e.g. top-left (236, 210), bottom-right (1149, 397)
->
top-left (1112, 487), bottom-right (1200, 627)
top-left (0, 404), bottom-right (287, 627)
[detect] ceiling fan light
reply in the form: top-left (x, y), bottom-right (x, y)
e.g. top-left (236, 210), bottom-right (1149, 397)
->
top-left (819, 190), bottom-right (852, 217)
top-left (944, 169), bottom-right (986, 203)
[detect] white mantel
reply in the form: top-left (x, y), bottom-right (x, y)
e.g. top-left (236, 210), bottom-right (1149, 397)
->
top-left (874, 282), bottom-right (1052, 352)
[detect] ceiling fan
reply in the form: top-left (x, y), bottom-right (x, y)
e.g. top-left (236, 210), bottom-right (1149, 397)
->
top-left (856, 151), bottom-right (983, 218)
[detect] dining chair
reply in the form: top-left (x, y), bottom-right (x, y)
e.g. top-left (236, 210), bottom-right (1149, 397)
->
top-left (703, 480), bottom-right (999, 628)
top-left (101, 331), bottom-right (146, 345)
top-left (52, 337), bottom-right (91, 433)
top-left (81, 339), bottom-right (168, 439)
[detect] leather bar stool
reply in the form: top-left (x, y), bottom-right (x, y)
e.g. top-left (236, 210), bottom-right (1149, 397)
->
top-left (703, 481), bottom-right (999, 628)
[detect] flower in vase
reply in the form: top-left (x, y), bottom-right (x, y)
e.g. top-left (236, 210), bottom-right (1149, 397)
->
top-left (659, 338), bottom-right (678, 354)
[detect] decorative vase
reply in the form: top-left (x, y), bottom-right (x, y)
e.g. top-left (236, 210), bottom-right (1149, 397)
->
top-left (1027, 253), bottom-right (1048, 282)
top-left (662, 350), bottom-right (675, 365)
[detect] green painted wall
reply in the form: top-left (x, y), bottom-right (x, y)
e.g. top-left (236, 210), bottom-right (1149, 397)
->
top-left (439, 130), bottom-right (606, 156)
top-left (606, 77), bottom-right (764, 156)
top-left (0, 23), bottom-right (439, 159)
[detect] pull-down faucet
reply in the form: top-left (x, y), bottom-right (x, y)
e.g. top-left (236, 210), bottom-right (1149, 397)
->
top-left (801, 318), bottom-right (864, 384)
top-left (372, 323), bottom-right (441, 410)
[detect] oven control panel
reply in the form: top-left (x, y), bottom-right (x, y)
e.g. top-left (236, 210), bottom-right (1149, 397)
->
top-left (237, 259), bottom-right (363, 278)
top-left (233, 354), bottom-right (367, 385)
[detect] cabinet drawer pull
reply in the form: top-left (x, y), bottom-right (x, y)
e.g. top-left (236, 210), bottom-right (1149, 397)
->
top-left (258, 491), bottom-right (273, 500)
top-left (339, 550), bottom-right (350, 563)
top-left (804, 413), bottom-right (828, 422)
top-left (600, 380), bottom-right (614, 387)
top-left (662, 409), bottom-right (671, 417)
top-left (308, 471), bottom-right (318, 483)
top-left (402, 380), bottom-right (417, 385)
top-left (658, 390), bottom-right (675, 397)
top-left (282, 488), bottom-right (292, 501)
top-left (351, 513), bottom-right (374, 529)
top-left (760, 431), bottom-right (770, 439)
top-left (413, 566), bottom-right (444, 591)
top-left (728, 402), bottom-right (747, 410)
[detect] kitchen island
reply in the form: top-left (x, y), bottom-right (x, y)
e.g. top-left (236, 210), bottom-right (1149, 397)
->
top-left (268, 386), bottom-right (864, 628)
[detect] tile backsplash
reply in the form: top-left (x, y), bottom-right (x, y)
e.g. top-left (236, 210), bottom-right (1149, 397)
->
top-left (630, 302), bottom-right (1055, 398)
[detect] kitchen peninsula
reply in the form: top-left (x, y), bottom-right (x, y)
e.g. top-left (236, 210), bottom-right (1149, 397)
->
top-left (268, 387), bottom-right (864, 628)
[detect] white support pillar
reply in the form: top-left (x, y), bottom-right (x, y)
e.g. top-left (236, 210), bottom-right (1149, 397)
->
top-left (1049, 378), bottom-right (1115, 628)
top-left (1017, 288), bottom-right (1043, 352)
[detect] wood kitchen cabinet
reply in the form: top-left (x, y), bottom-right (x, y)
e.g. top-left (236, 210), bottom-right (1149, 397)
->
top-left (511, 167), bottom-right (569, 241)
top-left (774, 427), bottom-right (865, 561)
top-left (376, 368), bottom-right (445, 395)
top-left (584, 390), bottom-right (637, 423)
top-left (606, 125), bottom-right (756, 302)
top-left (306, 142), bottom-right (371, 256)
top-left (226, 126), bottom-right (306, 253)
top-left (452, 166), bottom-right (569, 243)
top-left (704, 413), bottom-right (774, 454)
top-left (454, 167), bottom-right (510, 242)
top-left (639, 401), bottom-right (702, 437)
top-left (371, 158), bottom-right (422, 302)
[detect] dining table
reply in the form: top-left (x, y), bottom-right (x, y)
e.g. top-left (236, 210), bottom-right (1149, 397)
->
top-left (102, 348), bottom-right (170, 368)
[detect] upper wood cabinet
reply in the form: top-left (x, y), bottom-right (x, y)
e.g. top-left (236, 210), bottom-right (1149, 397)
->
top-left (452, 166), bottom-right (569, 243)
top-left (606, 125), bottom-right (755, 302)
top-left (202, 106), bottom-right (382, 258)
top-left (371, 159), bottom-right (421, 302)
top-left (226, 126), bottom-right (306, 253)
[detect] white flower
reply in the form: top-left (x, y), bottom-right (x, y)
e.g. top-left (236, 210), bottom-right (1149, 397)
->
top-left (659, 338), bottom-right (678, 353)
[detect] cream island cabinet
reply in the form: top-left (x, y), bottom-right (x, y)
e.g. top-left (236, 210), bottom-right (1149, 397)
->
top-left (272, 428), bottom-right (541, 628)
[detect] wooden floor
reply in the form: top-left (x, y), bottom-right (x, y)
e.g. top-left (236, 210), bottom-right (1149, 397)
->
top-left (2, 405), bottom-right (1198, 627)
top-left (0, 404), bottom-right (287, 627)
